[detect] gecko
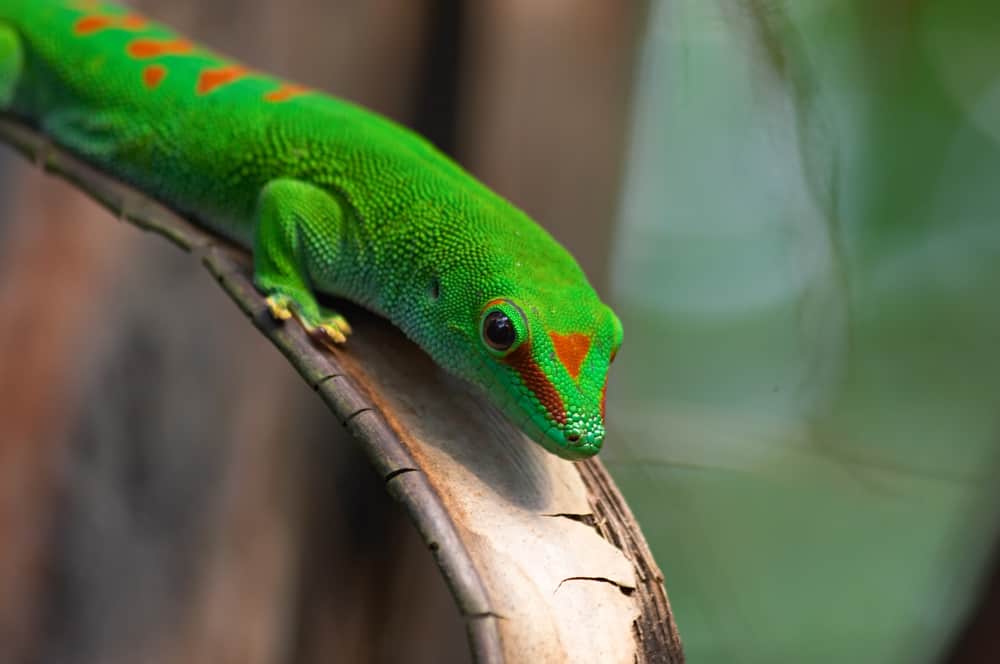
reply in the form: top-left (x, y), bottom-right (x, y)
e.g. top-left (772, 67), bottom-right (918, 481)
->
top-left (0, 0), bottom-right (622, 460)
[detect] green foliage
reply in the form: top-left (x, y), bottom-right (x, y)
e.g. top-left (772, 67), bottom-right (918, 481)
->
top-left (608, 1), bottom-right (1000, 661)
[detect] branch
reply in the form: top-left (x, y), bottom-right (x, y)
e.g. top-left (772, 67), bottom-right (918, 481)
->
top-left (0, 116), bottom-right (684, 663)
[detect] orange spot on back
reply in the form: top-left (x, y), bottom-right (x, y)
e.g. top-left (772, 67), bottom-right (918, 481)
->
top-left (127, 38), bottom-right (193, 59)
top-left (142, 64), bottom-right (167, 89)
top-left (196, 65), bottom-right (249, 95)
top-left (120, 14), bottom-right (148, 29)
top-left (264, 83), bottom-right (309, 103)
top-left (74, 16), bottom-right (113, 35)
top-left (549, 332), bottom-right (592, 381)
top-left (74, 13), bottom-right (147, 35)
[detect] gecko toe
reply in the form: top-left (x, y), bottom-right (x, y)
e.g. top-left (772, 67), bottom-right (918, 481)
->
top-left (314, 323), bottom-right (348, 346)
top-left (331, 316), bottom-right (352, 336)
top-left (266, 295), bottom-right (294, 321)
top-left (260, 290), bottom-right (350, 349)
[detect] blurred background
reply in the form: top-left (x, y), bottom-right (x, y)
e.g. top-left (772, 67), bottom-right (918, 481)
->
top-left (0, 0), bottom-right (998, 662)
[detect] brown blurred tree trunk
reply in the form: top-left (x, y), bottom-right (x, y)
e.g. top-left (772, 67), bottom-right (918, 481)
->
top-left (0, 2), bottom-right (468, 663)
top-left (457, 0), bottom-right (644, 292)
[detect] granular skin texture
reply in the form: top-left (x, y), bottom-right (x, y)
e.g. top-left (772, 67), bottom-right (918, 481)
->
top-left (0, 0), bottom-right (623, 459)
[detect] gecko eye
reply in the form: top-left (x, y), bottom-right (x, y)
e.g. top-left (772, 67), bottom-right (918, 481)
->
top-left (479, 300), bottom-right (528, 356)
top-left (483, 312), bottom-right (516, 351)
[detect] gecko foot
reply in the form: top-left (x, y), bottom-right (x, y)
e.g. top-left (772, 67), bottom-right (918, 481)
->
top-left (266, 295), bottom-right (295, 321)
top-left (264, 293), bottom-right (352, 348)
top-left (312, 321), bottom-right (349, 347)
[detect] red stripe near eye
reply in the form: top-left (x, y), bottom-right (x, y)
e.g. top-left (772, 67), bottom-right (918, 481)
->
top-left (502, 342), bottom-right (567, 426)
top-left (483, 297), bottom-right (508, 311)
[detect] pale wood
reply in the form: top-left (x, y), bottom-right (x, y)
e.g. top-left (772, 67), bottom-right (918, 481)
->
top-left (0, 117), bottom-right (684, 663)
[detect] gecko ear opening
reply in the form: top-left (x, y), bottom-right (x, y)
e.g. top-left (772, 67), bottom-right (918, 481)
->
top-left (479, 299), bottom-right (528, 357)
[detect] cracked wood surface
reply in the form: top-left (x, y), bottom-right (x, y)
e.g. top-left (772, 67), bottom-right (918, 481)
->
top-left (0, 117), bottom-right (684, 663)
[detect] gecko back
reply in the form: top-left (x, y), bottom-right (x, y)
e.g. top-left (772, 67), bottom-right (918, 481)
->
top-left (0, 0), bottom-right (623, 460)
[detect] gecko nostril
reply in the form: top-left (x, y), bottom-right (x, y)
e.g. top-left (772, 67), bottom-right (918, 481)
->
top-left (566, 431), bottom-right (581, 443)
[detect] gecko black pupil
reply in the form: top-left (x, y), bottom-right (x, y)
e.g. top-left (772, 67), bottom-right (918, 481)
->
top-left (484, 311), bottom-right (516, 350)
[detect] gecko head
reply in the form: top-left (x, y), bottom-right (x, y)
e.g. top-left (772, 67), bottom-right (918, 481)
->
top-left (472, 295), bottom-right (623, 460)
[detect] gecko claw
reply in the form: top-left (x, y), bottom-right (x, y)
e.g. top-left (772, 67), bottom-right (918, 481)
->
top-left (313, 323), bottom-right (348, 346)
top-left (331, 316), bottom-right (352, 336)
top-left (266, 295), bottom-right (294, 321)
top-left (263, 292), bottom-right (351, 348)
top-left (313, 307), bottom-right (352, 339)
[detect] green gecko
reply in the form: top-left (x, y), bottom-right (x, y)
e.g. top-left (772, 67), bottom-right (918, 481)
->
top-left (0, 0), bottom-right (622, 460)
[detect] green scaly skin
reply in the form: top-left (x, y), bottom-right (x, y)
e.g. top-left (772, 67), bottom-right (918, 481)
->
top-left (0, 0), bottom-right (623, 459)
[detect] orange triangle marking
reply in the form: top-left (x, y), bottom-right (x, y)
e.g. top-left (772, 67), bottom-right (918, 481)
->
top-left (549, 332), bottom-right (592, 381)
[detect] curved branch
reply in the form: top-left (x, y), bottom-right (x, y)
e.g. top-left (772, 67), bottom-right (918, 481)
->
top-left (0, 116), bottom-right (684, 663)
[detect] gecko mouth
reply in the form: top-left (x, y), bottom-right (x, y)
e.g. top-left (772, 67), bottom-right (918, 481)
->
top-left (511, 396), bottom-right (605, 460)
top-left (534, 419), bottom-right (604, 460)
top-left (470, 352), bottom-right (604, 460)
